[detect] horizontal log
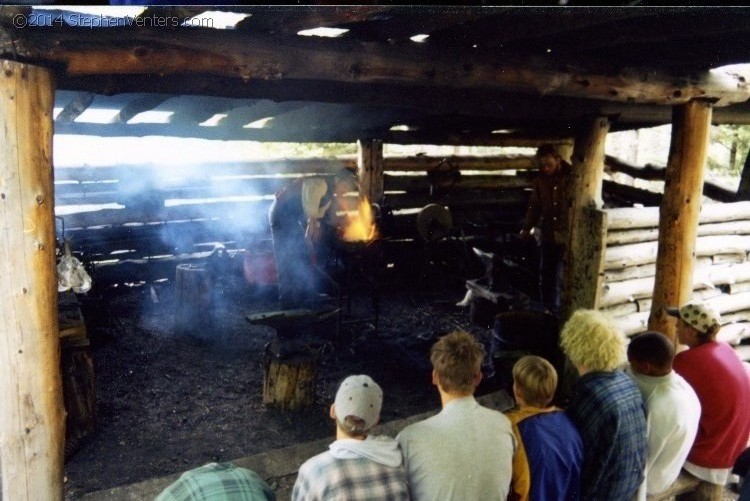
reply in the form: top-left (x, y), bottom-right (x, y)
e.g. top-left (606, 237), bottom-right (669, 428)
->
top-left (384, 190), bottom-right (527, 211)
top-left (717, 322), bottom-right (750, 345)
top-left (4, 23), bottom-right (749, 106)
top-left (712, 253), bottom-right (746, 265)
top-left (56, 170), bottom-right (532, 210)
top-left (635, 287), bottom-right (725, 313)
top-left (699, 220), bottom-right (750, 237)
top-left (726, 281), bottom-right (750, 295)
top-left (602, 289), bottom-right (720, 330)
top-left (604, 241), bottom-right (659, 269)
top-left (383, 155), bottom-right (535, 172)
top-left (55, 177), bottom-right (290, 206)
top-left (384, 173), bottom-right (531, 193)
top-left (602, 179), bottom-right (663, 206)
top-left (600, 271), bottom-right (727, 307)
top-left (605, 155), bottom-right (737, 202)
top-left (607, 220), bottom-right (750, 246)
top-left (66, 222), bottom-right (259, 259)
top-left (694, 262), bottom-right (750, 287)
top-left (720, 310), bottom-right (750, 325)
top-left (607, 201), bottom-right (750, 230)
top-left (698, 236), bottom-right (750, 257)
top-left (705, 291), bottom-right (750, 315)
top-left (699, 202), bottom-right (750, 223)
top-left (606, 228), bottom-right (659, 246)
top-left (605, 235), bottom-right (750, 269)
top-left (54, 159), bottom-right (357, 183)
top-left (59, 199), bottom-right (273, 230)
top-left (600, 276), bottom-right (657, 307)
top-left (605, 155), bottom-right (667, 181)
top-left (612, 311), bottom-right (650, 336)
top-left (606, 206), bottom-right (659, 230)
top-left (601, 301), bottom-right (638, 317)
top-left (601, 263), bottom-right (657, 282)
top-left (54, 156), bottom-right (537, 187)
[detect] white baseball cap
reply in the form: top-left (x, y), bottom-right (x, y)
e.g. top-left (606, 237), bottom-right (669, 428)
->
top-left (334, 375), bottom-right (382, 432)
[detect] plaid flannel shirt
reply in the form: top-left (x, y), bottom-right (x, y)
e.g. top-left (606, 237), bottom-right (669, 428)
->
top-left (292, 451), bottom-right (409, 501)
top-left (567, 370), bottom-right (648, 501)
top-left (155, 462), bottom-right (275, 501)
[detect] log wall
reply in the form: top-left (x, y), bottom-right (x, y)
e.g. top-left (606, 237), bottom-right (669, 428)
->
top-left (54, 155), bottom-right (537, 286)
top-left (601, 202), bottom-right (750, 346)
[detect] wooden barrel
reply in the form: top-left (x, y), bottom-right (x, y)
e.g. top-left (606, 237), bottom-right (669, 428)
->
top-left (174, 263), bottom-right (213, 337)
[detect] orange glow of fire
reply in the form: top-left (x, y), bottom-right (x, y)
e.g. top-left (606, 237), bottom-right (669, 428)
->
top-left (341, 197), bottom-right (378, 242)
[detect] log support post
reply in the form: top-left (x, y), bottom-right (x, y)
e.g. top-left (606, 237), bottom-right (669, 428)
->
top-left (561, 116), bottom-right (610, 322)
top-left (649, 100), bottom-right (713, 342)
top-left (0, 60), bottom-right (64, 501)
top-left (357, 139), bottom-right (384, 204)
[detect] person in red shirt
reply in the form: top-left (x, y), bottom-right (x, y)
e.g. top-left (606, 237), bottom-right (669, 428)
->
top-left (668, 300), bottom-right (750, 501)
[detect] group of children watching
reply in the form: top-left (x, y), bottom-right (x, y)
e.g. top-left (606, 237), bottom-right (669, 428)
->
top-left (156, 300), bottom-right (750, 501)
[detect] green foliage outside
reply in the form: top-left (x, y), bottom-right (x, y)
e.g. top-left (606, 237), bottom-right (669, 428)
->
top-left (709, 125), bottom-right (750, 176)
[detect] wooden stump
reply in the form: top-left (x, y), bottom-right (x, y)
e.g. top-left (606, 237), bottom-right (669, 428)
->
top-left (262, 348), bottom-right (317, 411)
top-left (174, 263), bottom-right (213, 337)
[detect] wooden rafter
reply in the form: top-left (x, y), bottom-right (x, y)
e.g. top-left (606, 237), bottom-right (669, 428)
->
top-left (55, 92), bottom-right (95, 124)
top-left (113, 94), bottom-right (171, 124)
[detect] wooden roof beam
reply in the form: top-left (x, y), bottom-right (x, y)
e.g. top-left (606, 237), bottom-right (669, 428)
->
top-left (3, 25), bottom-right (749, 107)
top-left (234, 6), bottom-right (393, 34)
top-left (52, 120), bottom-right (573, 146)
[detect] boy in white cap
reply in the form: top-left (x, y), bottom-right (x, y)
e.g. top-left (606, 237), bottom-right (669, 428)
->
top-left (668, 300), bottom-right (750, 501)
top-left (292, 374), bottom-right (408, 501)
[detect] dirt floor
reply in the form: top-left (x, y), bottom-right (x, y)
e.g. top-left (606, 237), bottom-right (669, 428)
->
top-left (62, 268), bottom-right (492, 499)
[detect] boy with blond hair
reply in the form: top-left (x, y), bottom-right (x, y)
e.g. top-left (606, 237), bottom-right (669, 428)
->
top-left (506, 355), bottom-right (583, 501)
top-left (560, 309), bottom-right (648, 501)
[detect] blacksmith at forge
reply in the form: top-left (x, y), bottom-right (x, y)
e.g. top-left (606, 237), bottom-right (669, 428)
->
top-left (519, 144), bottom-right (572, 315)
top-left (268, 168), bottom-right (356, 308)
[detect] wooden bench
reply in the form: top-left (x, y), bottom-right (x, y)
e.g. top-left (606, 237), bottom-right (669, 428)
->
top-left (646, 471), bottom-right (701, 501)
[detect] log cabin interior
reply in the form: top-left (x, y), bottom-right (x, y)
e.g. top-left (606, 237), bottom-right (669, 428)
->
top-left (3, 5), bottom-right (750, 500)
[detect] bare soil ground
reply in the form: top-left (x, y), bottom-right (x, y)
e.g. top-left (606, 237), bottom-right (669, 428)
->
top-left (63, 272), bottom-right (490, 499)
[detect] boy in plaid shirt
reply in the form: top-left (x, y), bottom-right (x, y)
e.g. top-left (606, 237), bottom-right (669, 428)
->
top-left (292, 375), bottom-right (409, 501)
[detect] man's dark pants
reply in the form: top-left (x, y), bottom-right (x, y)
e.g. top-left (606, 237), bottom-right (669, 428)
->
top-left (540, 241), bottom-right (564, 315)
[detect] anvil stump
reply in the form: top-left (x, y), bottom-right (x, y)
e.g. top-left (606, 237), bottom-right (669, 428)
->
top-left (262, 339), bottom-right (317, 411)
top-left (248, 308), bottom-right (339, 411)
